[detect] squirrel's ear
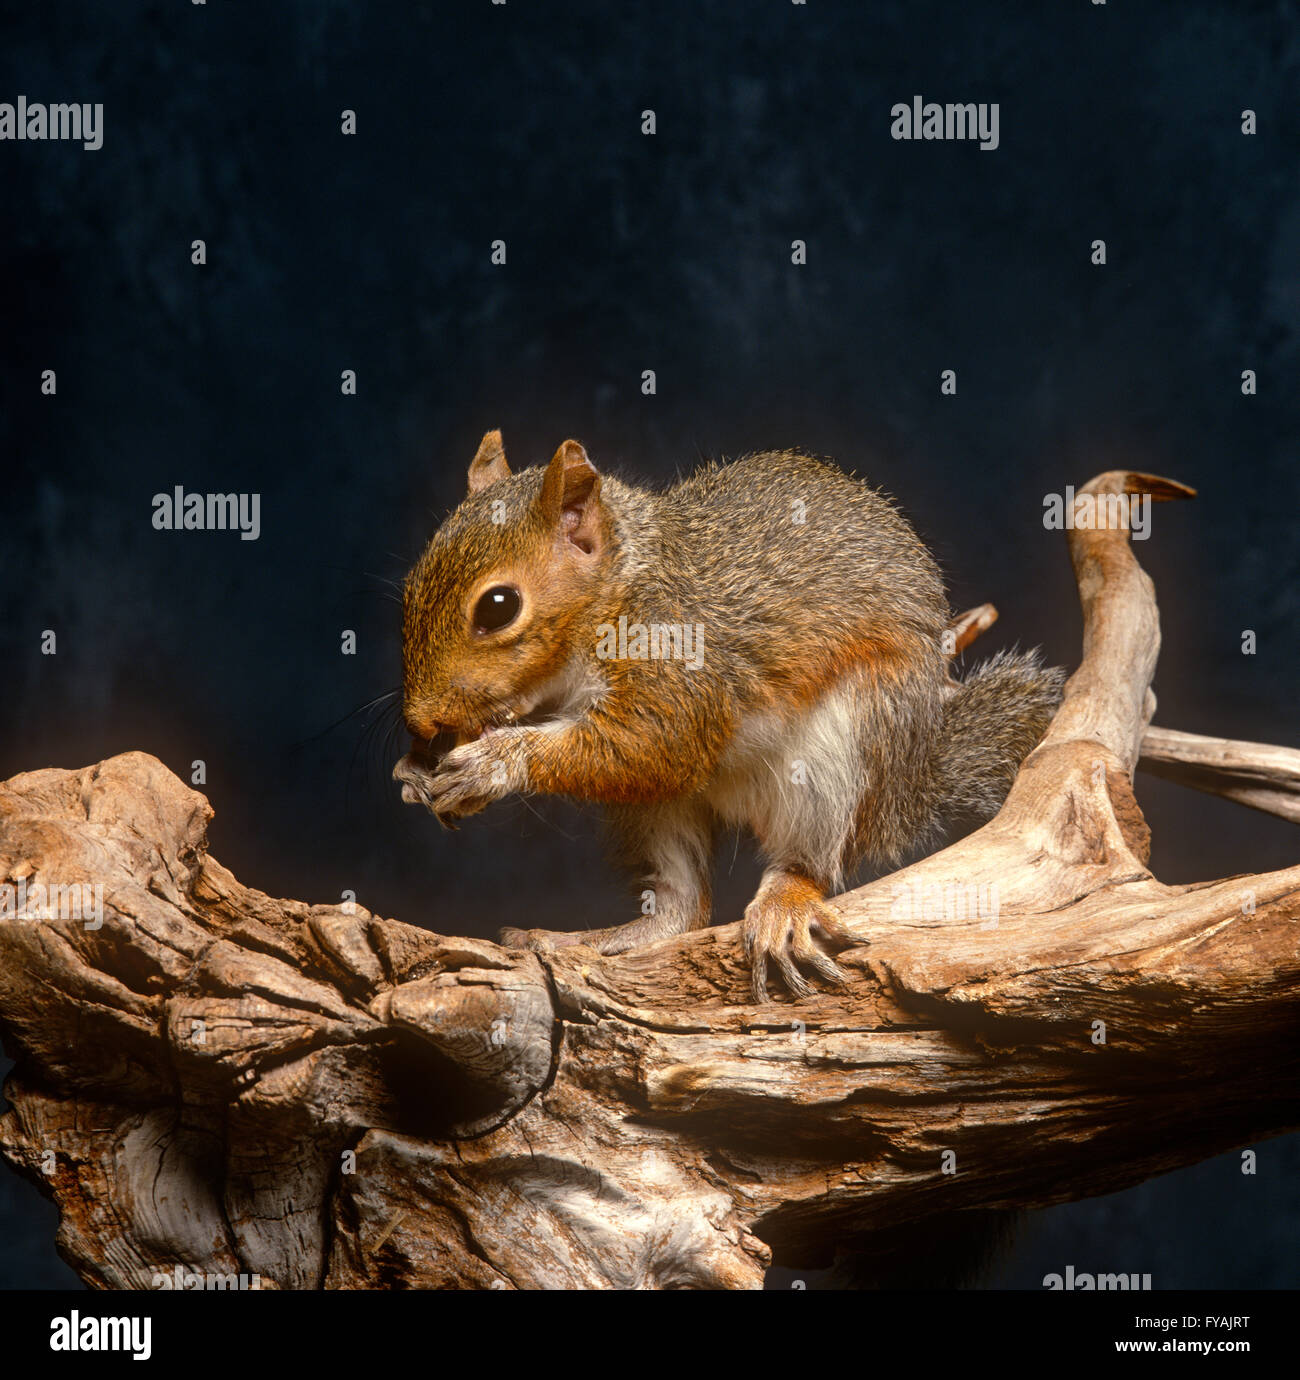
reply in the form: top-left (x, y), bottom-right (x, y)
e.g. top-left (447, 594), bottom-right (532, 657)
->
top-left (466, 429), bottom-right (511, 494)
top-left (539, 440), bottom-right (603, 554)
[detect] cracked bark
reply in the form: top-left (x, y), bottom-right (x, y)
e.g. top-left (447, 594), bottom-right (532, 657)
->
top-left (0, 470), bottom-right (1296, 1289)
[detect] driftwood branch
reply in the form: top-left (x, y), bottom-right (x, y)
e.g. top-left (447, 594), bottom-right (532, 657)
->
top-left (1136, 726), bottom-right (1300, 823)
top-left (949, 606), bottom-right (1300, 824)
top-left (1, 471), bottom-right (1296, 1289)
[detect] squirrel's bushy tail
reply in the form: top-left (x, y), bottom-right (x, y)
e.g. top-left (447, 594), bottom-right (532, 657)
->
top-left (933, 649), bottom-right (1065, 819)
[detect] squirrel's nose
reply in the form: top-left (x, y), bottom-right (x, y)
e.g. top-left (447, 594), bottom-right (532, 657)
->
top-left (404, 730), bottom-right (458, 764)
top-left (403, 710), bottom-right (441, 740)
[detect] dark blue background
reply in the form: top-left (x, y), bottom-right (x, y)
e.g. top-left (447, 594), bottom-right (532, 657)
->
top-left (1, 0), bottom-right (1296, 1287)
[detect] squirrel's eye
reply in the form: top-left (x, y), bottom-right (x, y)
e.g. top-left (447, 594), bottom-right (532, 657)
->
top-left (472, 585), bottom-right (521, 632)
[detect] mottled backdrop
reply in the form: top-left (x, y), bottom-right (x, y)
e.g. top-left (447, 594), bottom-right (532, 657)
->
top-left (1, 0), bottom-right (1297, 1287)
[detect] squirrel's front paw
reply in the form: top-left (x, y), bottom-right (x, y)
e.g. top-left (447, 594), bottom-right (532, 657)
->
top-left (395, 734), bottom-right (523, 822)
top-left (429, 736), bottom-right (524, 819)
top-left (742, 874), bottom-right (857, 1002)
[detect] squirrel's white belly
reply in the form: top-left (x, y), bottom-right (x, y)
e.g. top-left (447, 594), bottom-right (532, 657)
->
top-left (706, 676), bottom-right (864, 888)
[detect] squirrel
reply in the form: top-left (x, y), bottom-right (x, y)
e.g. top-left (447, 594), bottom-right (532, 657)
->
top-left (393, 430), bottom-right (1063, 1000)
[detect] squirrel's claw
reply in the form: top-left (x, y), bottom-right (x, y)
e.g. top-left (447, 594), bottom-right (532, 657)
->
top-left (393, 752), bottom-right (440, 812)
top-left (394, 737), bottom-right (518, 822)
top-left (742, 883), bottom-right (855, 1003)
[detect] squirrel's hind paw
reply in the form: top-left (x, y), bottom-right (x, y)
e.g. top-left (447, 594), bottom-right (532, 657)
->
top-left (742, 878), bottom-right (857, 1003)
top-left (499, 914), bottom-right (691, 956)
top-left (498, 924), bottom-right (598, 954)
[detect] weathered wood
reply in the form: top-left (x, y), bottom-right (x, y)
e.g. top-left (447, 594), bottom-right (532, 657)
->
top-left (945, 602), bottom-right (999, 655)
top-left (948, 606), bottom-right (1300, 822)
top-left (0, 471), bottom-right (1295, 1290)
top-left (1137, 725), bottom-right (1300, 823)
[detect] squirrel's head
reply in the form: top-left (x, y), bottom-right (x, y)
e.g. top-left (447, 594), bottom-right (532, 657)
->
top-left (400, 429), bottom-right (612, 748)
